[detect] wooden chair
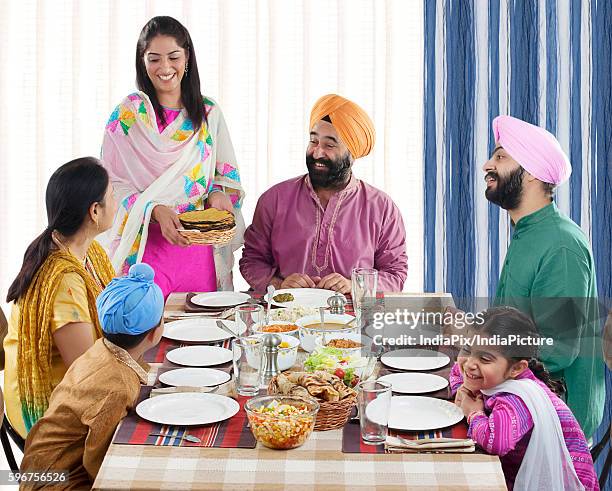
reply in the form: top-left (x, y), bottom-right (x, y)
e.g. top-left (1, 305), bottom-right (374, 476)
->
top-left (0, 387), bottom-right (20, 472)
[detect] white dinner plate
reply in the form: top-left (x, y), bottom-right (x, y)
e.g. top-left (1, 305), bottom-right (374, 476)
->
top-left (265, 288), bottom-right (336, 309)
top-left (190, 292), bottom-right (251, 308)
top-left (378, 372), bottom-right (449, 394)
top-left (136, 392), bottom-right (239, 426)
top-left (158, 368), bottom-right (231, 387)
top-left (380, 348), bottom-right (450, 371)
top-left (163, 318), bottom-right (244, 343)
top-left (366, 396), bottom-right (464, 431)
top-left (166, 345), bottom-right (232, 367)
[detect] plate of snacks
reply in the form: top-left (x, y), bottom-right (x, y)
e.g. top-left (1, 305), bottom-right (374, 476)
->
top-left (244, 396), bottom-right (319, 449)
top-left (268, 371), bottom-right (357, 431)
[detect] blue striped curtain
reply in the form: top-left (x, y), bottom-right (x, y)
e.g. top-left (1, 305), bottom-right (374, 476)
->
top-left (424, 0), bottom-right (611, 486)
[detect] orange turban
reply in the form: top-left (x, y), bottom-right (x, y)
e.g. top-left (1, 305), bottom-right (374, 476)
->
top-left (309, 94), bottom-right (375, 159)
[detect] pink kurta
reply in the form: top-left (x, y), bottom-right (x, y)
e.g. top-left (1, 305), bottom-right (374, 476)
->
top-left (101, 93), bottom-right (245, 292)
top-left (239, 174), bottom-right (407, 292)
top-left (449, 364), bottom-right (599, 490)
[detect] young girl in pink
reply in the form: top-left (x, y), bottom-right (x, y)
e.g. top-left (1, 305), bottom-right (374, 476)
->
top-left (450, 306), bottom-right (598, 491)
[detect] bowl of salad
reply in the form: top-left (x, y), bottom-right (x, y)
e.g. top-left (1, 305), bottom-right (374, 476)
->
top-left (245, 396), bottom-right (319, 449)
top-left (303, 347), bottom-right (375, 388)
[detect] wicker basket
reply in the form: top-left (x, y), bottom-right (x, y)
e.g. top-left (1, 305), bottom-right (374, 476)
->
top-left (178, 226), bottom-right (236, 245)
top-left (268, 377), bottom-right (357, 431)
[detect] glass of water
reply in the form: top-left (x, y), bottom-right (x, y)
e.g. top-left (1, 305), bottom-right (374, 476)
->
top-left (357, 380), bottom-right (392, 445)
top-left (351, 268), bottom-right (378, 312)
top-left (235, 304), bottom-right (264, 336)
top-left (232, 337), bottom-right (263, 396)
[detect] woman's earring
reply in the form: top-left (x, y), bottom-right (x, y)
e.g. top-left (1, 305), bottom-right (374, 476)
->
top-left (185, 61), bottom-right (189, 76)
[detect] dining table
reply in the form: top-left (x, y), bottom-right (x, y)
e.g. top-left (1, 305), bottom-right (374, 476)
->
top-left (93, 291), bottom-right (506, 490)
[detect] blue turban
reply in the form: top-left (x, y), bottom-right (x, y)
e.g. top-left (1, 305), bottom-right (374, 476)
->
top-left (96, 263), bottom-right (164, 335)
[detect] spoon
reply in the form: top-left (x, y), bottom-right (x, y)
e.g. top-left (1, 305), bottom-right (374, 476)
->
top-left (216, 320), bottom-right (237, 337)
top-left (319, 306), bottom-right (326, 330)
top-left (149, 432), bottom-right (201, 443)
top-left (266, 284), bottom-right (275, 324)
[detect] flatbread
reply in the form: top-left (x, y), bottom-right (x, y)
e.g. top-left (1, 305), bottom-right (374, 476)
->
top-left (275, 371), bottom-right (354, 402)
top-left (178, 209), bottom-right (236, 232)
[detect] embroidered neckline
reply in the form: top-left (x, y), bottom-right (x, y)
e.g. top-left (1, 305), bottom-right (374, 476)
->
top-left (306, 177), bottom-right (351, 274)
top-left (103, 339), bottom-right (148, 384)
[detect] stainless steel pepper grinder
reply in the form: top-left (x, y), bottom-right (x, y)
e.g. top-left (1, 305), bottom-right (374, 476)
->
top-left (260, 333), bottom-right (282, 387)
top-left (327, 292), bottom-right (347, 315)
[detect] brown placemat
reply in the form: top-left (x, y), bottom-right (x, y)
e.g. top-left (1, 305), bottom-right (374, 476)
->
top-left (184, 292), bottom-right (233, 313)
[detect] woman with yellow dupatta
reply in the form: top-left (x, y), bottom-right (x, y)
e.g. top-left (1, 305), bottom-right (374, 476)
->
top-left (3, 157), bottom-right (117, 438)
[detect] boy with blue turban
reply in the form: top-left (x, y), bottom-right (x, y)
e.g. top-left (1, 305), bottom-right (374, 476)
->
top-left (20, 264), bottom-right (164, 489)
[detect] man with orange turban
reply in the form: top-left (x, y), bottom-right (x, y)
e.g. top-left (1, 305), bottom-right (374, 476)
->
top-left (240, 94), bottom-right (407, 294)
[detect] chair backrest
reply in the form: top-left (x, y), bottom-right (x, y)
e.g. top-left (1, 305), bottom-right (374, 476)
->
top-left (0, 386), bottom-right (20, 472)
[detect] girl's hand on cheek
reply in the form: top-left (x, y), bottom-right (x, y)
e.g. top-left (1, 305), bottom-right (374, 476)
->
top-left (455, 385), bottom-right (476, 406)
top-left (460, 392), bottom-right (484, 418)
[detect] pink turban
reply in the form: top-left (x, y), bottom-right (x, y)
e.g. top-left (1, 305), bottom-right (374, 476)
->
top-left (492, 115), bottom-right (572, 185)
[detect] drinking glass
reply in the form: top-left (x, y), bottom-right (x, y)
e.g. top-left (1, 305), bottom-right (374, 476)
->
top-left (235, 304), bottom-right (264, 336)
top-left (351, 268), bottom-right (378, 312)
top-left (357, 380), bottom-right (392, 445)
top-left (232, 337), bottom-right (263, 396)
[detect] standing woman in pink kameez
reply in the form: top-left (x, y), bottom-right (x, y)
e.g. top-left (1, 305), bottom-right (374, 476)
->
top-left (101, 16), bottom-right (245, 296)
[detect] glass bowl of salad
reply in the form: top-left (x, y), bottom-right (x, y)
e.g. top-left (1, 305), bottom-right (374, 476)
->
top-left (245, 396), bottom-right (320, 449)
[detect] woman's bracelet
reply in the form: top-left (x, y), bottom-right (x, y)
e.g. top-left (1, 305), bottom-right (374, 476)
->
top-left (467, 410), bottom-right (486, 425)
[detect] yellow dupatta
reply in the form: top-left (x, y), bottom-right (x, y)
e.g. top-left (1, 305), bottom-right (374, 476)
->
top-left (16, 240), bottom-right (115, 431)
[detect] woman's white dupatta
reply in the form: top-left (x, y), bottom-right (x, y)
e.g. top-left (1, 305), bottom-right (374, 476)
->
top-left (101, 92), bottom-right (245, 290)
top-left (482, 379), bottom-right (584, 491)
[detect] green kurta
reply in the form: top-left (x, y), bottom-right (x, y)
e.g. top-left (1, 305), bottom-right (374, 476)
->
top-left (496, 202), bottom-right (605, 439)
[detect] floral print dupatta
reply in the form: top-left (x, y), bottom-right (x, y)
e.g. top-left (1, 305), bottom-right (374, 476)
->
top-left (101, 91), bottom-right (245, 290)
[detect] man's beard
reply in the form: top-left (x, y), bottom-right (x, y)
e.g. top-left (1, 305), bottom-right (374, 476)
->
top-left (306, 153), bottom-right (352, 189)
top-left (485, 167), bottom-right (525, 210)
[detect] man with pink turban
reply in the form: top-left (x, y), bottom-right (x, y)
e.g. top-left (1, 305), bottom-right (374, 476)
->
top-left (240, 94), bottom-right (407, 294)
top-left (483, 115), bottom-right (604, 439)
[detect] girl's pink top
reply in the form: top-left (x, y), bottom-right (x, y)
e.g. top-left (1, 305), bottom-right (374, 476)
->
top-left (450, 364), bottom-right (598, 490)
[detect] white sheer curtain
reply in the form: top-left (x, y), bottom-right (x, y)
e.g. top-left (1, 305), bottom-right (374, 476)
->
top-left (0, 0), bottom-right (424, 307)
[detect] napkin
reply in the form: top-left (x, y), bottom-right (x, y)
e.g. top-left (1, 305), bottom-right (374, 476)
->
top-left (385, 435), bottom-right (476, 453)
